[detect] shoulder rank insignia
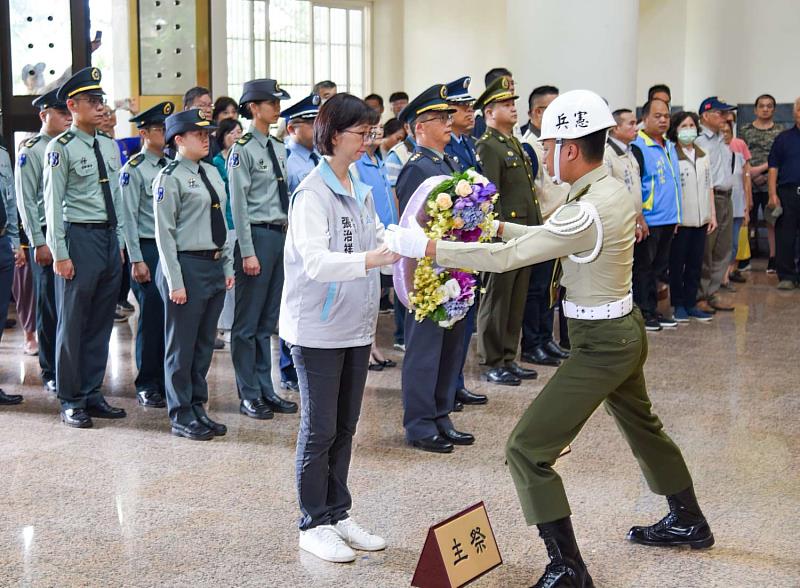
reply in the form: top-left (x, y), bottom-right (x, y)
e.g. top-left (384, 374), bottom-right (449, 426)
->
top-left (162, 160), bottom-right (180, 176)
top-left (97, 130), bottom-right (111, 139)
top-left (409, 153), bottom-right (422, 162)
top-left (128, 153), bottom-right (146, 167)
top-left (236, 133), bottom-right (253, 146)
top-left (57, 131), bottom-right (75, 145)
top-left (24, 135), bottom-right (42, 149)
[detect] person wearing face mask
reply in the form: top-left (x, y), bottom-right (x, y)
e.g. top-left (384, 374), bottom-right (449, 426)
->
top-left (631, 98), bottom-right (683, 331)
top-left (667, 112), bottom-right (717, 322)
top-left (385, 89), bottom-right (714, 588)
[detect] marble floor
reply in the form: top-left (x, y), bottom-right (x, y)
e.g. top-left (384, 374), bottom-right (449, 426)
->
top-left (0, 261), bottom-right (798, 588)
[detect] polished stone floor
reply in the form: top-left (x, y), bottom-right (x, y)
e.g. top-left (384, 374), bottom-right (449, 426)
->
top-left (1, 262), bottom-right (798, 587)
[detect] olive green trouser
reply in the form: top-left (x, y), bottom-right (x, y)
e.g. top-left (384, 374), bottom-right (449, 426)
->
top-left (505, 307), bottom-right (693, 525)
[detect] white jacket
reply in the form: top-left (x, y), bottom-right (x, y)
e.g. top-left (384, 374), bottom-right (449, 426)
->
top-left (676, 143), bottom-right (714, 227)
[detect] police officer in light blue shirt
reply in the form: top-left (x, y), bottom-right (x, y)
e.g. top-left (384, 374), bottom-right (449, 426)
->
top-left (44, 67), bottom-right (128, 427)
top-left (228, 79), bottom-right (298, 419)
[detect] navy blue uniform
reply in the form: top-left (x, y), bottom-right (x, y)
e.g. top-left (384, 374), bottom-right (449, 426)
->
top-left (396, 146), bottom-right (466, 441)
top-left (445, 133), bottom-right (480, 173)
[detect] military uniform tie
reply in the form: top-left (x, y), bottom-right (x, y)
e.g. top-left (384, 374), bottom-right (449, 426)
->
top-left (309, 151), bottom-right (320, 166)
top-left (157, 157), bottom-right (167, 168)
top-left (92, 139), bottom-right (118, 228)
top-left (265, 139), bottom-right (289, 212)
top-left (197, 166), bottom-right (227, 249)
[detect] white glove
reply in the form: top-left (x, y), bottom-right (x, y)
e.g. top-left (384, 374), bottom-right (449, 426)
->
top-left (491, 219), bottom-right (501, 237)
top-left (385, 223), bottom-right (429, 258)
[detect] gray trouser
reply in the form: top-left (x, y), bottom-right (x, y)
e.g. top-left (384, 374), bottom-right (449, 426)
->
top-left (31, 243), bottom-right (57, 382)
top-left (55, 224), bottom-right (121, 409)
top-left (231, 227), bottom-right (285, 400)
top-left (700, 194), bottom-right (733, 299)
top-left (293, 344), bottom-right (370, 530)
top-left (157, 254), bottom-right (226, 425)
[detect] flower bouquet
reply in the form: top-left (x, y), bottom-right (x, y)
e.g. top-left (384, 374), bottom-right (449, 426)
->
top-left (393, 168), bottom-right (498, 328)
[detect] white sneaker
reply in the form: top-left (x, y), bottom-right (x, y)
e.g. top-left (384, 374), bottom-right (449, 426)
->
top-left (299, 525), bottom-right (356, 563)
top-left (334, 518), bottom-right (387, 551)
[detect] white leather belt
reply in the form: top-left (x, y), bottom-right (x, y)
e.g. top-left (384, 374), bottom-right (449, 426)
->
top-left (563, 293), bottom-right (633, 320)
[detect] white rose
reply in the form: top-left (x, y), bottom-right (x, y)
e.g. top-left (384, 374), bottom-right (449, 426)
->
top-left (436, 285), bottom-right (450, 301)
top-left (455, 179), bottom-right (473, 197)
top-left (444, 278), bottom-right (462, 299)
top-left (467, 169), bottom-right (490, 185)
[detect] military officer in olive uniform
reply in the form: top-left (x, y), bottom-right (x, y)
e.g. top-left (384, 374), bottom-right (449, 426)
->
top-left (0, 138), bottom-right (23, 405)
top-left (395, 85), bottom-right (474, 454)
top-left (386, 90), bottom-right (713, 588)
top-left (16, 90), bottom-right (72, 394)
top-left (120, 101), bottom-right (174, 408)
top-left (44, 67), bottom-right (128, 428)
top-left (474, 77), bottom-right (539, 386)
top-left (228, 79), bottom-right (298, 420)
top-left (154, 109), bottom-right (235, 441)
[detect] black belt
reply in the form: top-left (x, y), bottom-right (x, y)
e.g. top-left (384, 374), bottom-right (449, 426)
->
top-left (67, 221), bottom-right (114, 230)
top-left (778, 184), bottom-right (800, 195)
top-left (178, 249), bottom-right (222, 260)
top-left (252, 222), bottom-right (287, 233)
top-left (139, 237), bottom-right (156, 243)
top-left (713, 188), bottom-right (732, 196)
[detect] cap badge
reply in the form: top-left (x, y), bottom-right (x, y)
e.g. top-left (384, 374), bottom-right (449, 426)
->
top-left (91, 68), bottom-right (101, 81)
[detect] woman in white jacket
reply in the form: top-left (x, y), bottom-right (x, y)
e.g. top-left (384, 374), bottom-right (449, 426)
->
top-left (667, 112), bottom-right (717, 322)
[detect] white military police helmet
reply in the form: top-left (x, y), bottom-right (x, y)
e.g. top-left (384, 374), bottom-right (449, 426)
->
top-left (539, 89), bottom-right (616, 183)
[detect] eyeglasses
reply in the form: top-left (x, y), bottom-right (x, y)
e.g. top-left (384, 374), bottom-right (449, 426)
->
top-left (75, 95), bottom-right (107, 107)
top-left (419, 112), bottom-right (453, 125)
top-left (342, 130), bottom-right (379, 143)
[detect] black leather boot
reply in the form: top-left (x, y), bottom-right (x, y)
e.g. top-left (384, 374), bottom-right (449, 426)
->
top-left (627, 485), bottom-right (714, 549)
top-left (532, 517), bottom-right (594, 588)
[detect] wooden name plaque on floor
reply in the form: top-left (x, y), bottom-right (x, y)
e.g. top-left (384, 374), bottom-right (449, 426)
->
top-left (411, 502), bottom-right (502, 588)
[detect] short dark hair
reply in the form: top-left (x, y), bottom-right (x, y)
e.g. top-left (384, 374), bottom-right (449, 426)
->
top-left (313, 80), bottom-right (337, 94)
top-left (383, 118), bottom-right (404, 137)
top-left (313, 93), bottom-right (373, 156)
top-left (215, 118), bottom-right (243, 152)
top-left (364, 93), bottom-right (384, 108)
top-left (611, 108), bottom-right (633, 124)
top-left (569, 129), bottom-right (607, 163)
top-left (365, 108), bottom-right (381, 126)
top-left (647, 84), bottom-right (671, 101)
top-left (389, 92), bottom-right (408, 103)
top-left (212, 96), bottom-right (238, 122)
top-left (528, 85), bottom-right (559, 110)
top-left (641, 98), bottom-right (669, 119)
top-left (754, 93), bottom-right (776, 108)
top-left (485, 67), bottom-right (512, 86)
top-left (666, 111), bottom-right (699, 143)
top-left (183, 86), bottom-right (211, 110)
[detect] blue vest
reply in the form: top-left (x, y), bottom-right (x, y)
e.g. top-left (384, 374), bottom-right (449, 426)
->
top-left (631, 130), bottom-right (682, 226)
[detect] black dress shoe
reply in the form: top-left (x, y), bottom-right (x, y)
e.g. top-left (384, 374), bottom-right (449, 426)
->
top-left (280, 379), bottom-right (299, 392)
top-left (521, 347), bottom-right (560, 367)
top-left (137, 389), bottom-right (166, 408)
top-left (544, 340), bottom-right (570, 360)
top-left (172, 420), bottom-right (214, 441)
top-left (61, 408), bottom-right (92, 428)
top-left (86, 399), bottom-right (127, 419)
top-left (240, 398), bottom-right (274, 420)
top-left (411, 435), bottom-right (454, 454)
top-left (439, 428), bottom-right (475, 445)
top-left (197, 414), bottom-right (227, 436)
top-left (506, 362), bottom-right (538, 380)
top-left (627, 485), bottom-right (714, 549)
top-left (481, 367), bottom-right (521, 386)
top-left (263, 391), bottom-right (298, 414)
top-left (452, 400), bottom-right (464, 412)
top-left (0, 388), bottom-right (23, 405)
top-left (44, 379), bottom-right (57, 394)
top-left (456, 388), bottom-right (488, 405)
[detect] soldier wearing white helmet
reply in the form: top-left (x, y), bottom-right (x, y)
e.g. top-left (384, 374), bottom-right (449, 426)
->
top-left (385, 89), bottom-right (714, 587)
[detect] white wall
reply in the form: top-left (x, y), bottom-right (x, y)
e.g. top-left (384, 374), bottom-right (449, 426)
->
top-left (371, 0), bottom-right (405, 100)
top-left (636, 0), bottom-right (687, 106)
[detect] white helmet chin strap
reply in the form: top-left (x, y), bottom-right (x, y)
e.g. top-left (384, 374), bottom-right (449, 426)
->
top-left (551, 139), bottom-right (563, 185)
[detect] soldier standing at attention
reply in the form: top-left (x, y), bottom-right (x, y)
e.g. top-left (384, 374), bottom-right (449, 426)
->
top-left (44, 67), bottom-right (128, 428)
top-left (228, 79), bottom-right (298, 420)
top-left (474, 77), bottom-right (539, 386)
top-left (120, 101), bottom-right (174, 408)
top-left (386, 90), bottom-right (714, 587)
top-left (154, 109), bottom-right (235, 440)
top-left (15, 90), bottom-right (72, 395)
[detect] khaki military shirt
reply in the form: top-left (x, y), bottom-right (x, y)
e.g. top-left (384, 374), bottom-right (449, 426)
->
top-left (15, 132), bottom-right (52, 247)
top-left (477, 127), bottom-right (542, 225)
top-left (153, 154), bottom-right (233, 291)
top-left (120, 149), bottom-right (167, 263)
top-left (523, 129), bottom-right (571, 220)
top-left (604, 137), bottom-right (642, 214)
top-left (436, 166), bottom-right (635, 307)
top-left (228, 125), bottom-right (288, 258)
top-left (43, 126), bottom-right (126, 261)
